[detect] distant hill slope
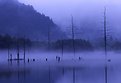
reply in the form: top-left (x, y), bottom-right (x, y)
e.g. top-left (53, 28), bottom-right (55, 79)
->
top-left (0, 0), bottom-right (63, 41)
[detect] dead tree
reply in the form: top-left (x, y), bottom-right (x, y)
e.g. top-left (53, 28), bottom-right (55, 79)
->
top-left (71, 16), bottom-right (76, 56)
top-left (104, 7), bottom-right (108, 83)
top-left (48, 26), bottom-right (51, 50)
top-left (104, 7), bottom-right (107, 56)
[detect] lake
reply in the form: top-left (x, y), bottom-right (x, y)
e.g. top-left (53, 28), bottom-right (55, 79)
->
top-left (0, 50), bottom-right (121, 83)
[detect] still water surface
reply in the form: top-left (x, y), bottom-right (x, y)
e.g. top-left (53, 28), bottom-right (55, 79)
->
top-left (0, 50), bottom-right (121, 83)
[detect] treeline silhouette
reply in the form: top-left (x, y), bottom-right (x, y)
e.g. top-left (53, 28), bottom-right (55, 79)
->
top-left (32, 39), bottom-right (121, 51)
top-left (51, 39), bottom-right (93, 51)
top-left (110, 41), bottom-right (121, 51)
top-left (0, 34), bottom-right (31, 49)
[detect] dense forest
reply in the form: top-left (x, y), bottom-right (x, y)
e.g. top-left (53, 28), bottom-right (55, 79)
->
top-left (0, 34), bottom-right (93, 51)
top-left (0, 34), bottom-right (31, 49)
top-left (52, 39), bottom-right (93, 51)
top-left (0, 0), bottom-right (64, 40)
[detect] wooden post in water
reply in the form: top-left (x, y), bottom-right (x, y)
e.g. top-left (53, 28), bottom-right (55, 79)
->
top-left (17, 39), bottom-right (20, 83)
top-left (61, 36), bottom-right (64, 59)
top-left (71, 16), bottom-right (76, 57)
top-left (17, 39), bottom-right (20, 65)
top-left (17, 39), bottom-right (20, 60)
top-left (8, 44), bottom-right (10, 61)
top-left (10, 54), bottom-right (12, 61)
top-left (104, 7), bottom-right (108, 83)
top-left (10, 54), bottom-right (13, 65)
top-left (7, 36), bottom-right (10, 61)
top-left (23, 37), bottom-right (26, 63)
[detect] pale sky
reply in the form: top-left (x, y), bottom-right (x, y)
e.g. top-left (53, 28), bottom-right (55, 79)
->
top-left (17, 0), bottom-right (121, 39)
top-left (18, 0), bottom-right (121, 34)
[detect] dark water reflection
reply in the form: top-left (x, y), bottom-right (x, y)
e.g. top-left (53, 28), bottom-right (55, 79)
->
top-left (0, 60), bottom-right (66, 83)
top-left (0, 60), bottom-right (101, 83)
top-left (0, 60), bottom-right (110, 83)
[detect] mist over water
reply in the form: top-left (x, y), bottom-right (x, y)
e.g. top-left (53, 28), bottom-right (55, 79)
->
top-left (0, 50), bottom-right (121, 83)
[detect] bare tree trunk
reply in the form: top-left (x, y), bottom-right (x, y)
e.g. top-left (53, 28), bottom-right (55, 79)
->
top-left (104, 7), bottom-right (108, 83)
top-left (48, 26), bottom-right (51, 50)
top-left (71, 16), bottom-right (75, 56)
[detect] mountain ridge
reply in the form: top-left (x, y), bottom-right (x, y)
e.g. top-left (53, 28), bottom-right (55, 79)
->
top-left (0, 0), bottom-right (63, 41)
